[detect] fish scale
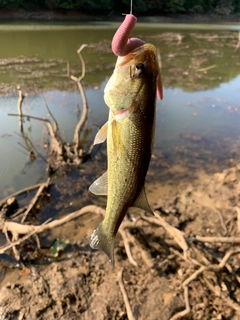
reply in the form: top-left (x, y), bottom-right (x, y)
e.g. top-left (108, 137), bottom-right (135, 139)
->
top-left (89, 43), bottom-right (160, 265)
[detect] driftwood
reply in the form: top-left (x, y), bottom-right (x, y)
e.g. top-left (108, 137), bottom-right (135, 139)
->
top-left (117, 268), bottom-right (136, 320)
top-left (21, 178), bottom-right (51, 223)
top-left (0, 182), bottom-right (53, 208)
top-left (8, 45), bottom-right (92, 174)
top-left (69, 44), bottom-right (89, 152)
top-left (0, 205), bottom-right (105, 255)
top-left (16, 85), bottom-right (24, 132)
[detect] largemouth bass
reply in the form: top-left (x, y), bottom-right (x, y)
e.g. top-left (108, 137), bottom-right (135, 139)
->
top-left (89, 43), bottom-right (160, 265)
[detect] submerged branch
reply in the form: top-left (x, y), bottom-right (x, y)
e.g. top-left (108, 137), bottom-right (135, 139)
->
top-left (0, 182), bottom-right (53, 207)
top-left (69, 44), bottom-right (89, 152)
top-left (17, 86), bottom-right (25, 132)
top-left (9, 113), bottom-right (55, 138)
top-left (41, 93), bottom-right (59, 133)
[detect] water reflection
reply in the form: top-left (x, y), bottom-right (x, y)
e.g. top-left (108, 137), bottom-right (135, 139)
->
top-left (1, 23), bottom-right (240, 92)
top-left (0, 87), bottom-right (108, 198)
top-left (0, 23), bottom-right (240, 198)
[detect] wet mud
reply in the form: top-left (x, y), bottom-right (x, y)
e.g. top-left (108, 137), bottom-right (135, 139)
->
top-left (0, 160), bottom-right (240, 320)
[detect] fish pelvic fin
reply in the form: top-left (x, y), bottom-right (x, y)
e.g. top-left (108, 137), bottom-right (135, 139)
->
top-left (133, 186), bottom-right (154, 215)
top-left (90, 222), bottom-right (115, 267)
top-left (89, 171), bottom-right (108, 196)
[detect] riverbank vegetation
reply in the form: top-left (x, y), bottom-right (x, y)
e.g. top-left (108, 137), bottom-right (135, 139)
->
top-left (0, 0), bottom-right (239, 15)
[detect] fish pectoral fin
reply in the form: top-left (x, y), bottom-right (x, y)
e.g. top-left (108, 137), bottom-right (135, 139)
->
top-left (89, 171), bottom-right (108, 196)
top-left (133, 186), bottom-right (153, 214)
top-left (90, 222), bottom-right (115, 266)
top-left (93, 121), bottom-right (108, 145)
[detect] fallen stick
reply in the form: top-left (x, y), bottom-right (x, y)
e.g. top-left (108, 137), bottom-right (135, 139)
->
top-left (21, 178), bottom-right (50, 223)
top-left (21, 178), bottom-right (51, 223)
top-left (141, 212), bottom-right (189, 256)
top-left (196, 64), bottom-right (216, 72)
top-left (119, 227), bottom-right (138, 267)
top-left (8, 113), bottom-right (55, 137)
top-left (189, 235), bottom-right (240, 244)
top-left (169, 286), bottom-right (190, 320)
top-left (0, 205), bottom-right (105, 255)
top-left (0, 182), bottom-right (54, 207)
top-left (117, 268), bottom-right (135, 320)
top-left (0, 218), bottom-right (52, 254)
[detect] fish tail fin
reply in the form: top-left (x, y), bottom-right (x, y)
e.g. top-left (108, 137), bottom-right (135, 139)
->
top-left (89, 222), bottom-right (115, 267)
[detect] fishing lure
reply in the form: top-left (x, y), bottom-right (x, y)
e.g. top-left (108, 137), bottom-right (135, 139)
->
top-left (111, 13), bottom-right (163, 100)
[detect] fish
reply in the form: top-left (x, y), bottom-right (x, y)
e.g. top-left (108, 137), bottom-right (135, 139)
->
top-left (89, 43), bottom-right (160, 265)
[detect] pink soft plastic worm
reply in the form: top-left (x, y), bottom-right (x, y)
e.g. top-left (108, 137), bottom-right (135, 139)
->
top-left (111, 14), bottom-right (163, 100)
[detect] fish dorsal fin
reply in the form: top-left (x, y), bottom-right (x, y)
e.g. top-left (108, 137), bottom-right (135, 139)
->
top-left (133, 186), bottom-right (153, 214)
top-left (89, 171), bottom-right (108, 196)
top-left (94, 121), bottom-right (108, 145)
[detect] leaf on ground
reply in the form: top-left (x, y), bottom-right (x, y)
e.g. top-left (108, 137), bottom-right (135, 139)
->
top-left (50, 239), bottom-right (69, 258)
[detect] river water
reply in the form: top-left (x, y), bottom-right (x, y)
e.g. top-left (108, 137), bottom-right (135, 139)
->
top-left (0, 21), bottom-right (240, 199)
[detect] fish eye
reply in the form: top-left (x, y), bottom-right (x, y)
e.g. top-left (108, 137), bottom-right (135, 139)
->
top-left (135, 63), bottom-right (144, 73)
top-left (130, 63), bottom-right (144, 78)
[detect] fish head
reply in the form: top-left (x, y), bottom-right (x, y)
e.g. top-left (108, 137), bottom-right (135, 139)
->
top-left (121, 43), bottom-right (159, 82)
top-left (104, 43), bottom-right (160, 115)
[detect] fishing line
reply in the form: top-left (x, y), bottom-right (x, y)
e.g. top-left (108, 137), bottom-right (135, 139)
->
top-left (122, 0), bottom-right (133, 15)
top-left (130, 0), bottom-right (133, 14)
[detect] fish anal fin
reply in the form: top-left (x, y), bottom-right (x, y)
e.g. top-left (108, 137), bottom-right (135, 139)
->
top-left (89, 171), bottom-right (108, 196)
top-left (90, 222), bottom-right (115, 267)
top-left (94, 121), bottom-right (108, 145)
top-left (133, 186), bottom-right (153, 214)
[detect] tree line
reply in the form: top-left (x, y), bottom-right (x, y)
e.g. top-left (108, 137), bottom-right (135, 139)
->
top-left (0, 0), bottom-right (239, 15)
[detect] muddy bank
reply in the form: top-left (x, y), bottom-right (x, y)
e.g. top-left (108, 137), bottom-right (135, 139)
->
top-left (0, 161), bottom-right (240, 319)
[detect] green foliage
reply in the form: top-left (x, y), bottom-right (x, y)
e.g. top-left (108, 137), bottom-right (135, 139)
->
top-left (51, 0), bottom-right (113, 11)
top-left (121, 0), bottom-right (163, 13)
top-left (163, 0), bottom-right (186, 13)
top-left (234, 0), bottom-right (240, 13)
top-left (81, 0), bottom-right (113, 10)
top-left (0, 0), bottom-right (239, 14)
top-left (122, 0), bottom-right (147, 13)
top-left (0, 0), bottom-right (46, 9)
top-left (51, 0), bottom-right (81, 10)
